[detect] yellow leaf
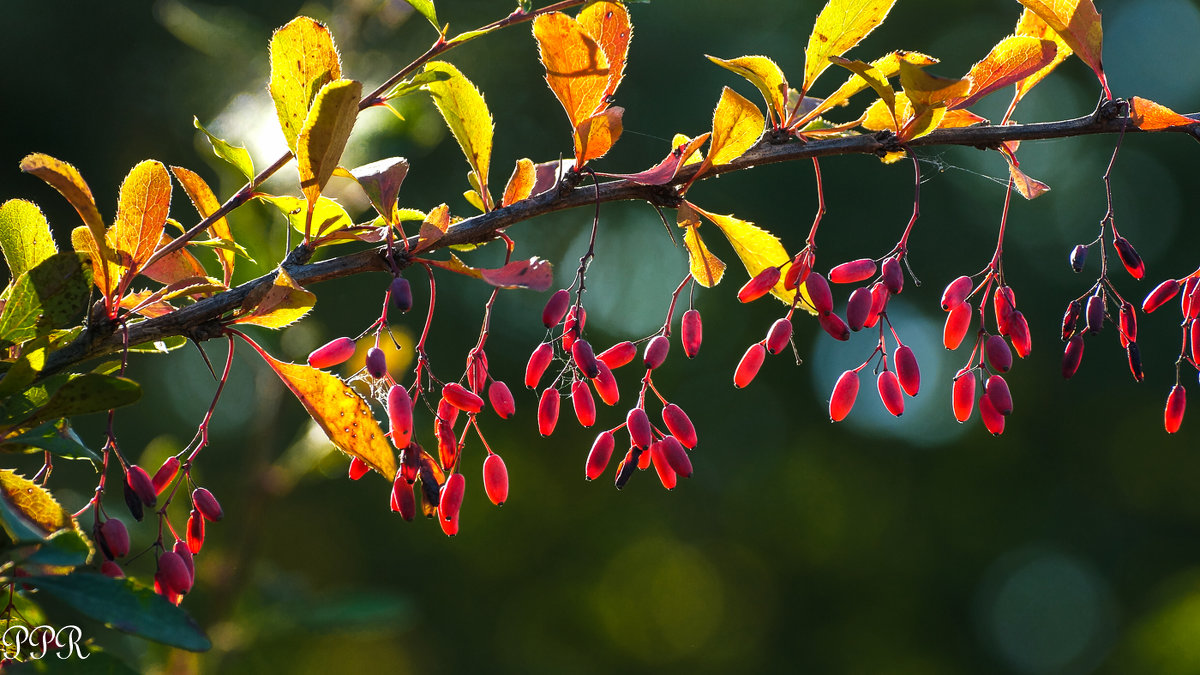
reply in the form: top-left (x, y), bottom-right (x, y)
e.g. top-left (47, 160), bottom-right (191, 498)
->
top-left (234, 268), bottom-right (315, 329)
top-left (708, 87), bottom-right (765, 166)
top-left (533, 12), bottom-right (611, 128)
top-left (574, 106), bottom-right (624, 166)
top-left (1129, 97), bottom-right (1197, 131)
top-left (829, 57), bottom-right (897, 130)
top-left (257, 194), bottom-right (352, 239)
top-left (70, 226), bottom-right (119, 299)
top-left (691, 204), bottom-right (794, 304)
top-left (18, 154), bottom-right (108, 267)
top-left (807, 51), bottom-right (937, 122)
top-left (672, 133), bottom-right (708, 167)
top-left (252, 346), bottom-right (397, 479)
top-left (1015, 0), bottom-right (1106, 92)
top-left (0, 200), bottom-right (58, 286)
top-left (1013, 9), bottom-right (1074, 103)
top-left (298, 79), bottom-right (362, 221)
top-left (707, 55), bottom-right (789, 123)
top-left (803, 0), bottom-right (899, 94)
top-left (576, 1), bottom-right (632, 106)
top-left (901, 104), bottom-right (946, 141)
top-left (861, 96), bottom-right (900, 133)
top-left (423, 62), bottom-right (494, 211)
top-left (679, 204), bottom-right (726, 288)
top-left (170, 166), bottom-right (236, 286)
top-left (0, 470), bottom-right (74, 542)
top-left (502, 158), bottom-right (536, 207)
top-left (898, 61), bottom-right (969, 110)
top-left (953, 36), bottom-right (1057, 110)
top-left (112, 160), bottom-right (172, 277)
top-left (269, 16), bottom-right (343, 152)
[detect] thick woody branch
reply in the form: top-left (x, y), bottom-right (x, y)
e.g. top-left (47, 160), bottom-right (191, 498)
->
top-left (41, 106), bottom-right (1200, 376)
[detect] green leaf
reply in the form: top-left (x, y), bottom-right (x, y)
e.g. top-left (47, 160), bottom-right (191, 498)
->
top-left (16, 374), bottom-right (141, 430)
top-left (0, 420), bottom-right (101, 462)
top-left (0, 253), bottom-right (91, 348)
top-left (193, 117), bottom-right (255, 181)
top-left (298, 79), bottom-right (362, 221)
top-left (3, 645), bottom-right (140, 674)
top-left (24, 528), bottom-right (91, 567)
top-left (0, 199), bottom-right (58, 292)
top-left (382, 70), bottom-right (452, 101)
top-left (0, 336), bottom-right (49, 399)
top-left (404, 0), bottom-right (439, 29)
top-left (423, 61), bottom-right (494, 211)
top-left (256, 194), bottom-right (353, 240)
top-left (26, 574), bottom-right (211, 651)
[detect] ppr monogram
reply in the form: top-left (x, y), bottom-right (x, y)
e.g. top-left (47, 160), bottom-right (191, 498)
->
top-left (2, 625), bottom-right (88, 660)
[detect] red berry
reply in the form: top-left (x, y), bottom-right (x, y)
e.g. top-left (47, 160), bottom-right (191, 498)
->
top-left (186, 509), bottom-right (205, 554)
top-left (400, 442), bottom-right (421, 484)
top-left (845, 287), bottom-right (872, 332)
top-left (818, 312), bottom-right (850, 341)
top-left (829, 370), bottom-right (860, 422)
top-left (994, 286), bottom-right (1017, 335)
top-left (894, 345), bottom-right (920, 397)
top-left (586, 431), bottom-right (616, 481)
top-left (1069, 244), bottom-right (1089, 273)
top-left (943, 302), bottom-right (972, 350)
top-left (1062, 335), bottom-right (1084, 379)
top-left (681, 309), bottom-right (703, 358)
top-left (614, 450), bottom-right (638, 489)
top-left (151, 456), bottom-right (180, 495)
top-left (952, 367), bottom-right (975, 422)
top-left (804, 273), bottom-right (833, 314)
top-left (592, 362), bottom-right (620, 406)
top-left (626, 407), bottom-right (652, 449)
top-left (765, 318), bottom-right (793, 354)
top-left (443, 382), bottom-right (485, 414)
top-left (307, 337), bottom-right (356, 369)
top-left (562, 305), bottom-right (586, 351)
top-left (985, 374), bottom-right (1013, 415)
top-left (572, 379), bottom-right (596, 427)
top-left (783, 249), bottom-right (814, 291)
top-left (1165, 385), bottom-right (1186, 434)
top-left (648, 441), bottom-right (678, 490)
top-left (881, 256), bottom-right (903, 294)
top-left (158, 551), bottom-right (192, 595)
top-left (1191, 320), bottom-right (1200, 361)
top-left (1126, 342), bottom-right (1144, 382)
top-left (738, 267), bottom-right (781, 303)
top-left (864, 281), bottom-right (889, 328)
top-left (1085, 294), bottom-right (1104, 334)
top-left (662, 404), bottom-right (697, 449)
top-left (525, 342), bottom-right (554, 389)
top-left (941, 276), bottom-right (973, 311)
top-left (366, 346), bottom-right (387, 378)
top-left (1187, 279), bottom-right (1200, 320)
top-left (637, 445), bottom-right (653, 470)
top-left (829, 258), bottom-right (877, 284)
top-left (978, 392), bottom-right (1006, 436)
top-left (387, 384), bottom-right (413, 449)
top-left (482, 454), bottom-right (508, 506)
top-left (542, 289), bottom-right (571, 328)
top-left (439, 473), bottom-right (466, 535)
top-left (1142, 279), bottom-right (1180, 313)
top-left (126, 465), bottom-right (156, 507)
top-left (488, 381), bottom-right (516, 419)
top-left (538, 388), bottom-right (560, 437)
top-left (173, 540), bottom-right (194, 580)
top-left (1113, 236), bottom-right (1145, 279)
top-left (390, 473), bottom-right (416, 521)
top-left (1009, 312), bottom-right (1032, 358)
top-left (1061, 300), bottom-right (1081, 341)
top-left (191, 488), bottom-right (223, 522)
top-left (985, 335), bottom-right (1013, 373)
top-left (734, 343), bottom-right (767, 388)
top-left (597, 341), bottom-right (637, 369)
top-left (1119, 302), bottom-right (1137, 347)
top-left (98, 518), bottom-right (130, 559)
top-left (659, 435), bottom-right (693, 478)
top-left (466, 348), bottom-right (488, 393)
top-left (571, 339), bottom-right (601, 379)
top-left (877, 370), bottom-right (905, 417)
top-left (643, 335), bottom-right (670, 370)
top-left (436, 418), bottom-right (458, 469)
top-left (390, 276), bottom-right (413, 312)
top-left (100, 560), bottom-right (124, 578)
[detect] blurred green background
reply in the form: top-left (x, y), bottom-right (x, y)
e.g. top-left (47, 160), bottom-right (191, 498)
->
top-left (3, 0), bottom-right (1200, 672)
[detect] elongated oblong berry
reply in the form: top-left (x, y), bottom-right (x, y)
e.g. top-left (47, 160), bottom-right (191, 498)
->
top-left (1191, 320), bottom-right (1200, 361)
top-left (1166, 385), bottom-right (1186, 434)
top-left (572, 339), bottom-right (601, 379)
top-left (1119, 302), bottom-right (1137, 347)
top-left (985, 335), bottom-right (1012, 373)
top-left (436, 418), bottom-right (458, 470)
top-left (572, 379), bottom-right (596, 427)
top-left (400, 443), bottom-right (421, 484)
top-left (482, 454), bottom-right (508, 506)
top-left (829, 258), bottom-right (877, 284)
top-left (1086, 294), bottom-right (1104, 334)
top-left (659, 435), bottom-right (692, 478)
top-left (662, 404), bottom-right (697, 449)
top-left (1069, 244), bottom-right (1088, 273)
top-left (192, 488), bottom-right (224, 522)
top-left (994, 286), bottom-right (1017, 335)
top-left (123, 482), bottom-right (143, 522)
top-left (439, 473), bottom-right (466, 535)
top-left (1127, 342), bottom-right (1144, 382)
top-left (597, 341), bottom-right (637, 370)
top-left (804, 273), bottom-right (833, 314)
top-left (466, 348), bottom-right (488, 393)
top-left (543, 289), bottom-right (571, 328)
top-left (592, 362), bottom-right (620, 405)
top-left (101, 561), bottom-right (124, 579)
top-left (978, 392), bottom-right (1006, 436)
top-left (878, 370), bottom-right (904, 417)
top-left (738, 267), bottom-right (781, 303)
top-left (186, 508), bottom-right (205, 554)
top-left (941, 276), bottom-right (973, 311)
top-left (159, 551), bottom-right (192, 595)
top-left (829, 370), bottom-right (860, 422)
top-left (846, 287), bottom-right (872, 332)
top-left (388, 384), bottom-right (414, 449)
top-left (682, 309), bottom-right (703, 358)
top-left (953, 367), bottom-right (975, 423)
top-left (525, 342), bottom-right (554, 389)
top-left (881, 256), bottom-right (903, 294)
top-left (1142, 279), bottom-right (1181, 313)
top-left (894, 345), bottom-right (920, 397)
top-left (99, 518), bottom-right (130, 559)
top-left (488, 381), bottom-right (516, 419)
top-left (173, 541), bottom-right (195, 581)
top-left (308, 337), bottom-right (355, 369)
top-left (538, 388), bottom-right (560, 437)
top-left (152, 456), bottom-right (180, 496)
top-left (366, 346), bottom-right (387, 378)
top-left (766, 318), bottom-right (793, 354)
top-left (644, 335), bottom-right (670, 370)
top-left (818, 312), bottom-right (850, 341)
top-left (390, 276), bottom-right (413, 312)
top-left (1009, 312), bottom-right (1032, 358)
top-left (614, 449), bottom-right (638, 490)
top-left (864, 281), bottom-right (888, 329)
top-left (649, 442), bottom-right (678, 490)
top-left (562, 305), bottom-right (586, 351)
top-left (1061, 301), bottom-right (1081, 341)
top-left (626, 407), bottom-right (652, 449)
top-left (126, 465), bottom-right (156, 507)
top-left (391, 474), bottom-right (416, 521)
top-left (1187, 279), bottom-right (1200, 320)
top-left (985, 374), bottom-right (1013, 415)
top-left (784, 249), bottom-right (815, 291)
top-left (586, 431), bottom-right (616, 481)
top-left (734, 343), bottom-right (767, 388)
top-left (443, 382), bottom-right (485, 414)
top-left (1062, 335), bottom-right (1084, 379)
top-left (1114, 236), bottom-right (1145, 279)
top-left (943, 302), bottom-right (972, 350)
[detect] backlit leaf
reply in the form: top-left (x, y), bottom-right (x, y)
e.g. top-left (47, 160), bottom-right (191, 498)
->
top-left (691, 203), bottom-right (794, 304)
top-left (234, 268), bottom-right (315, 329)
top-left (533, 12), bottom-right (611, 128)
top-left (807, 50), bottom-right (937, 121)
top-left (708, 87), bottom-right (765, 166)
top-left (269, 16), bottom-right (343, 152)
top-left (1015, 0), bottom-right (1106, 93)
top-left (253, 346), bottom-right (397, 478)
top-left (953, 36), bottom-right (1057, 110)
top-left (111, 160), bottom-right (172, 276)
top-left (415, 204), bottom-right (451, 253)
top-left (1013, 9), bottom-right (1073, 103)
top-left (576, 1), bottom-right (631, 106)
top-left (1007, 159), bottom-right (1051, 199)
top-left (139, 233), bottom-right (207, 287)
top-left (298, 78), bottom-right (362, 217)
top-left (350, 157), bottom-right (409, 220)
top-left (193, 117), bottom-right (254, 181)
top-left (403, 0), bottom-right (438, 29)
top-left (0, 469), bottom-right (73, 542)
top-left (71, 226), bottom-right (119, 300)
top-left (707, 55), bottom-right (788, 124)
top-left (0, 199), bottom-right (57, 288)
top-left (803, 0), bottom-right (898, 94)
top-left (428, 253), bottom-right (484, 280)
top-left (679, 204), bottom-right (725, 287)
top-left (257, 194), bottom-right (352, 239)
top-left (170, 166), bottom-right (236, 285)
top-left (480, 257), bottom-right (553, 291)
top-left (15, 374), bottom-right (140, 431)
top-left (574, 107), bottom-right (624, 165)
top-left (0, 253), bottom-right (91, 348)
top-left (829, 57), bottom-right (897, 130)
top-left (423, 62), bottom-right (494, 211)
top-left (1129, 97), bottom-right (1197, 131)
top-left (502, 158), bottom-right (535, 207)
top-left (897, 61), bottom-right (968, 110)
top-left (19, 154), bottom-right (108, 267)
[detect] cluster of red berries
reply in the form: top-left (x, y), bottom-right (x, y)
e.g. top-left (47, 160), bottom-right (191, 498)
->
top-left (1141, 273), bottom-right (1200, 433)
top-left (1061, 237), bottom-right (1146, 383)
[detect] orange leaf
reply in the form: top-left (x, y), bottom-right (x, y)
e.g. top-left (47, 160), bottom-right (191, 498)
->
top-left (803, 0), bottom-right (899, 94)
top-left (19, 154), bottom-right (108, 262)
top-left (111, 160), bottom-right (172, 277)
top-left (939, 109), bottom-right (988, 129)
top-left (533, 12), bottom-right (611, 128)
top-left (898, 61), bottom-right (969, 110)
top-left (576, 1), bottom-right (631, 106)
top-left (1013, 9), bottom-right (1074, 103)
top-left (252, 344), bottom-right (397, 479)
top-left (415, 204), bottom-right (451, 253)
top-left (140, 233), bottom-right (208, 286)
top-left (952, 36), bottom-right (1058, 110)
top-left (1129, 97), bottom-right (1197, 131)
top-left (708, 87), bottom-right (765, 166)
top-left (171, 166), bottom-right (236, 285)
top-left (234, 268), bottom-right (315, 329)
top-left (807, 51), bottom-right (937, 122)
top-left (1005, 154), bottom-right (1051, 200)
top-left (501, 158), bottom-right (535, 207)
top-left (574, 107), bottom-right (624, 166)
top-left (1015, 0), bottom-right (1107, 94)
top-left (70, 226), bottom-right (119, 300)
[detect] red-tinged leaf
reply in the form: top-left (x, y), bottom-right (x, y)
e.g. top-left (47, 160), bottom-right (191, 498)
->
top-left (898, 60), bottom-right (970, 110)
top-left (601, 133), bottom-right (710, 185)
top-left (938, 109), bottom-right (988, 129)
top-left (349, 157), bottom-right (409, 220)
top-left (248, 342), bottom-right (396, 479)
top-left (501, 158), bottom-right (535, 207)
top-left (480, 257), bottom-right (553, 291)
top-left (233, 268), bottom-right (315, 328)
top-left (298, 79), bottom-right (362, 220)
top-left (1013, 9), bottom-right (1074, 103)
top-left (707, 87), bottom-right (764, 166)
top-left (1016, 0), bottom-right (1107, 94)
top-left (139, 233), bottom-right (208, 286)
top-left (19, 154), bottom-right (110, 267)
top-left (576, 1), bottom-right (631, 106)
top-left (803, 0), bottom-right (899, 94)
top-left (268, 16), bottom-right (343, 152)
top-left (952, 36), bottom-right (1058, 110)
top-left (533, 12), bottom-right (611, 128)
top-left (414, 204), bottom-right (451, 253)
top-left (1129, 97), bottom-right (1197, 131)
top-left (574, 107), bottom-right (624, 166)
top-left (70, 226), bottom-right (120, 300)
top-left (426, 253), bottom-right (484, 281)
top-left (170, 166), bottom-right (236, 285)
top-left (692, 204), bottom-right (795, 306)
top-left (112, 159), bottom-right (172, 276)
top-left (707, 54), bottom-right (789, 124)
top-left (423, 62), bottom-right (494, 211)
